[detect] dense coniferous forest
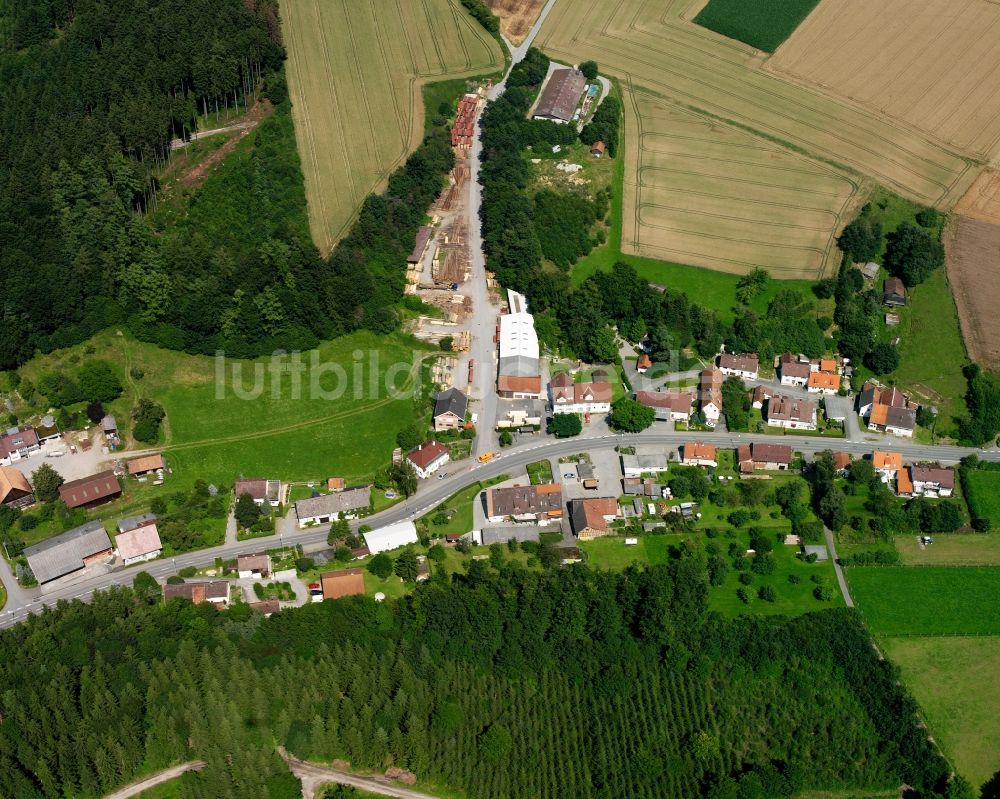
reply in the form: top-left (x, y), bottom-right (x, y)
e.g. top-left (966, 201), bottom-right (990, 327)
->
top-left (0, 559), bottom-right (953, 799)
top-left (0, 0), bottom-right (459, 368)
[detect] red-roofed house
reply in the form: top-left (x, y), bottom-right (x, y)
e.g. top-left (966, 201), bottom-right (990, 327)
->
top-left (406, 441), bottom-right (450, 479)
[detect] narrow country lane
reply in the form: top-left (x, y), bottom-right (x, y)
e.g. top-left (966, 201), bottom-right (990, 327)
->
top-left (824, 525), bottom-right (854, 608)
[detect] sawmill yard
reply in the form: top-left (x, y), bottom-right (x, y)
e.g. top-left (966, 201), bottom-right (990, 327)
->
top-left (280, 0), bottom-right (502, 254)
top-left (534, 0), bottom-right (990, 280)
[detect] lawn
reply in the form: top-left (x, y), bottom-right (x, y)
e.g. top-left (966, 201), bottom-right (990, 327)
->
top-left (418, 481), bottom-right (488, 537)
top-left (526, 460), bottom-right (554, 485)
top-left (963, 470), bottom-right (1000, 528)
top-left (848, 566), bottom-right (1000, 635)
top-left (896, 534), bottom-right (1000, 566)
top-left (580, 534), bottom-right (676, 570)
top-left (693, 0), bottom-right (822, 52)
top-left (17, 329), bottom-right (434, 487)
top-left (883, 635), bottom-right (1000, 787)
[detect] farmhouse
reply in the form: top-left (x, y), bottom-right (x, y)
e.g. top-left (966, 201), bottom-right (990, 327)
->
top-left (635, 390), bottom-right (695, 421)
top-left (237, 553), bottom-right (271, 579)
top-left (163, 581), bottom-right (229, 606)
top-left (24, 521), bottom-right (113, 586)
top-left (621, 453), bottom-right (669, 476)
top-left (485, 483), bottom-right (563, 524)
top-left (737, 443), bottom-right (793, 473)
top-left (765, 395), bottom-right (817, 431)
top-left (807, 371), bottom-right (840, 395)
top-left (294, 486), bottom-right (371, 527)
top-left (59, 470), bottom-right (121, 509)
top-left (570, 497), bottom-right (621, 540)
top-left (859, 383), bottom-right (916, 437)
top-left (872, 451), bottom-right (903, 482)
top-left (533, 68), bottom-right (587, 123)
top-left (910, 466), bottom-right (955, 498)
top-left (0, 426), bottom-right (40, 465)
top-left (234, 478), bottom-right (282, 507)
top-left (406, 440), bottom-right (450, 479)
top-left (718, 352), bottom-right (759, 380)
top-left (115, 519), bottom-right (162, 565)
top-left (363, 520), bottom-right (418, 554)
top-left (498, 290), bottom-right (542, 399)
top-left (321, 568), bottom-right (366, 600)
top-left (832, 451), bottom-right (852, 474)
top-left (682, 442), bottom-right (717, 468)
top-left (699, 365), bottom-right (724, 426)
top-left (433, 388), bottom-right (468, 431)
top-left (127, 453), bottom-right (164, 478)
top-left (884, 277), bottom-right (907, 306)
top-left (0, 466), bottom-right (33, 508)
top-left (550, 374), bottom-right (612, 414)
top-left (777, 353), bottom-right (811, 387)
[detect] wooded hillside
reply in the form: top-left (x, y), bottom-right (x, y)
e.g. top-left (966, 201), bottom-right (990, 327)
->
top-left (0, 558), bottom-right (952, 798)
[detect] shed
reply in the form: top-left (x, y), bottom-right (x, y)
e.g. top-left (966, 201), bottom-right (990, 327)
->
top-left (590, 140), bottom-right (606, 157)
top-left (363, 520), bottom-right (418, 554)
top-left (802, 544), bottom-right (829, 562)
top-left (321, 568), bottom-right (366, 600)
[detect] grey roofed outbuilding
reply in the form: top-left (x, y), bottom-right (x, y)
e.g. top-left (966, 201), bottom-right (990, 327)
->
top-left (117, 513), bottom-right (157, 533)
top-left (498, 354), bottom-right (540, 377)
top-left (295, 486), bottom-right (371, 519)
top-left (481, 526), bottom-right (542, 546)
top-left (24, 520), bottom-right (112, 584)
top-left (576, 461), bottom-right (595, 479)
top-left (434, 388), bottom-right (468, 419)
top-left (802, 544), bottom-right (829, 562)
top-left (101, 415), bottom-right (117, 432)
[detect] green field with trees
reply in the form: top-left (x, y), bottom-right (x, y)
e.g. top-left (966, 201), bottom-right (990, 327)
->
top-left (693, 0), bottom-right (822, 52)
top-left (0, 556), bottom-right (958, 799)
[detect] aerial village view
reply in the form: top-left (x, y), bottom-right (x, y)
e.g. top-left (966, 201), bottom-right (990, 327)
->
top-left (2, 0), bottom-right (1000, 797)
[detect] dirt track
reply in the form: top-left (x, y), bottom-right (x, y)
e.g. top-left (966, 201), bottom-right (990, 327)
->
top-left (945, 215), bottom-right (1000, 370)
top-left (101, 762), bottom-right (204, 799)
top-left (279, 748), bottom-right (442, 799)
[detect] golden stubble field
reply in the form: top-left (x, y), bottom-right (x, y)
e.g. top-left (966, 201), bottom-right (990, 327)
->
top-left (281, 0), bottom-right (502, 254)
top-left (535, 0), bottom-right (985, 279)
top-left (623, 91), bottom-right (862, 278)
top-left (485, 0), bottom-right (548, 44)
top-left (767, 0), bottom-right (1000, 161)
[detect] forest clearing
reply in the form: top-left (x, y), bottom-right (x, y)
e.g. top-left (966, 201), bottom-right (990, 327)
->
top-left (280, 0), bottom-right (502, 254)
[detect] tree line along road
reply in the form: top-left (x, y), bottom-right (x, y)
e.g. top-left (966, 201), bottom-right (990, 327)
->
top-left (1, 428), bottom-right (996, 630)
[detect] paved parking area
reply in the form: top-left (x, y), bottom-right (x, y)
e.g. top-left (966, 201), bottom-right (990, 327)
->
top-left (8, 437), bottom-right (117, 483)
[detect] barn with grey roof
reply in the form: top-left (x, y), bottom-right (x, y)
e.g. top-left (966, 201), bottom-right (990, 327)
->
top-left (24, 520), bottom-right (113, 585)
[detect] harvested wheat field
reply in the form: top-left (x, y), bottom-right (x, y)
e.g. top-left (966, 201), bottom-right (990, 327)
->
top-left (486, 0), bottom-right (547, 44)
top-left (622, 92), bottom-right (862, 278)
top-left (945, 215), bottom-right (1000, 370)
top-left (954, 169), bottom-right (1000, 226)
top-left (536, 0), bottom-right (978, 209)
top-left (768, 0), bottom-right (1000, 161)
top-left (281, 0), bottom-right (502, 254)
